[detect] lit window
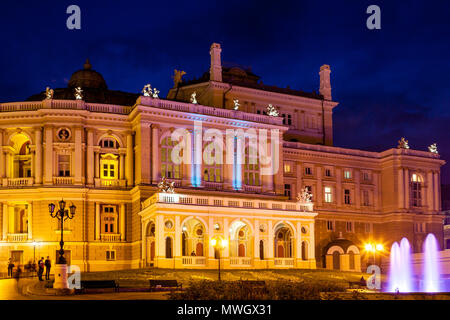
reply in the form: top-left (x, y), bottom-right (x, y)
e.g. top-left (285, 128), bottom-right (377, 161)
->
top-left (58, 155), bottom-right (70, 177)
top-left (284, 163), bottom-right (292, 174)
top-left (411, 173), bottom-right (423, 207)
top-left (244, 146), bottom-right (260, 186)
top-left (161, 136), bottom-right (181, 180)
top-left (344, 170), bottom-right (352, 179)
top-left (100, 154), bottom-right (118, 180)
top-left (324, 187), bottom-right (332, 203)
top-left (344, 189), bottom-right (351, 205)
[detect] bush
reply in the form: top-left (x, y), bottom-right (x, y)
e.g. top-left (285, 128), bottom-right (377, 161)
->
top-left (169, 280), bottom-right (345, 300)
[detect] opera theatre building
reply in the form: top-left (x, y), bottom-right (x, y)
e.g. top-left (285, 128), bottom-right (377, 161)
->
top-left (0, 43), bottom-right (445, 273)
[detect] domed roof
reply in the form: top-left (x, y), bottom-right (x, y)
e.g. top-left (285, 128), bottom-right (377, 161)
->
top-left (68, 59), bottom-right (107, 89)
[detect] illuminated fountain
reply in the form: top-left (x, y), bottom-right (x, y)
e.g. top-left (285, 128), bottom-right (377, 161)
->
top-left (387, 234), bottom-right (446, 293)
top-left (423, 234), bottom-right (441, 292)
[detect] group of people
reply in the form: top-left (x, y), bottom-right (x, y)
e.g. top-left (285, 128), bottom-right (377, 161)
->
top-left (7, 257), bottom-right (51, 281)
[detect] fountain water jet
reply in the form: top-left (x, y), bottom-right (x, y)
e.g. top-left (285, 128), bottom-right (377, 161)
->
top-left (387, 238), bottom-right (414, 292)
top-left (423, 233), bottom-right (440, 292)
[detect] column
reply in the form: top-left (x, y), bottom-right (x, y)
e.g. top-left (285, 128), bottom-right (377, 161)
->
top-left (86, 130), bottom-right (94, 185)
top-left (156, 215), bottom-right (164, 259)
top-left (44, 127), bottom-right (53, 184)
top-left (95, 203), bottom-right (100, 240)
top-left (126, 133), bottom-right (134, 186)
top-left (404, 168), bottom-right (410, 209)
top-left (5, 152), bottom-right (10, 178)
top-left (94, 151), bottom-right (99, 179)
top-left (254, 219), bottom-right (260, 259)
top-left (0, 130), bottom-right (4, 178)
top-left (120, 204), bottom-right (125, 241)
top-left (175, 216), bottom-right (181, 257)
top-left (119, 154), bottom-right (125, 180)
top-left (268, 220), bottom-right (274, 259)
top-left (208, 216), bottom-right (214, 258)
top-left (135, 124), bottom-right (151, 185)
top-left (373, 172), bottom-right (379, 209)
top-left (74, 127), bottom-right (82, 184)
top-left (151, 125), bottom-right (160, 184)
top-left (296, 222), bottom-right (302, 260)
top-left (316, 166), bottom-right (323, 206)
top-left (2, 203), bottom-right (7, 240)
top-left (427, 171), bottom-right (434, 211)
top-left (296, 163), bottom-right (302, 197)
top-left (223, 218), bottom-right (229, 257)
top-left (355, 170), bottom-right (361, 208)
top-left (336, 167), bottom-right (342, 206)
top-left (309, 222), bottom-right (315, 260)
top-left (398, 168), bottom-right (404, 209)
top-left (27, 203), bottom-right (32, 240)
top-left (434, 172), bottom-right (440, 211)
top-left (30, 152), bottom-right (35, 178)
top-left (273, 132), bottom-right (284, 195)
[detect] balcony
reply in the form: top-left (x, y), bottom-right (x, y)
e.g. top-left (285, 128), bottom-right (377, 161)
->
top-left (95, 179), bottom-right (127, 188)
top-left (100, 234), bottom-right (121, 242)
top-left (230, 257), bottom-right (252, 266)
top-left (243, 185), bottom-right (262, 193)
top-left (7, 233), bottom-right (28, 242)
top-left (182, 256), bottom-right (206, 266)
top-left (204, 181), bottom-right (223, 190)
top-left (3, 177), bottom-right (34, 187)
top-left (53, 177), bottom-right (74, 185)
top-left (274, 258), bottom-right (294, 267)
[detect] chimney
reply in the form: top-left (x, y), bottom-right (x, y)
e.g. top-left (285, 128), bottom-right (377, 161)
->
top-left (209, 43), bottom-right (222, 82)
top-left (319, 64), bottom-right (332, 100)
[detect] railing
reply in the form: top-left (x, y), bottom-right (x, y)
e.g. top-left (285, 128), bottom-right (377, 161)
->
top-left (182, 256), bottom-right (206, 265)
top-left (204, 181), bottom-right (223, 190)
top-left (95, 179), bottom-right (127, 187)
top-left (4, 177), bottom-right (34, 187)
top-left (274, 258), bottom-right (294, 267)
top-left (141, 192), bottom-right (315, 213)
top-left (230, 257), bottom-right (252, 266)
top-left (139, 96), bottom-right (284, 126)
top-left (7, 233), bottom-right (28, 242)
top-left (53, 177), bottom-right (74, 185)
top-left (243, 185), bottom-right (262, 193)
top-left (100, 234), bottom-right (121, 242)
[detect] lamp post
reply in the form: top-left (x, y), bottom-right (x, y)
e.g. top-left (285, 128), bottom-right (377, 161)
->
top-left (32, 241), bottom-right (37, 263)
top-left (49, 199), bottom-right (76, 289)
top-left (365, 243), bottom-right (384, 266)
top-left (211, 237), bottom-right (228, 281)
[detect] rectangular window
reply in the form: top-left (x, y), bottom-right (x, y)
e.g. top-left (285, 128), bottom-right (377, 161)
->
top-left (325, 168), bottom-right (332, 177)
top-left (363, 172), bottom-right (370, 181)
top-left (305, 167), bottom-right (312, 175)
top-left (106, 250), bottom-right (116, 261)
top-left (284, 184), bottom-right (291, 199)
top-left (346, 222), bottom-right (353, 232)
top-left (344, 170), bottom-right (352, 179)
top-left (363, 190), bottom-right (370, 206)
top-left (324, 187), bottom-right (332, 203)
top-left (326, 220), bottom-right (334, 231)
top-left (305, 185), bottom-right (313, 201)
top-left (344, 189), bottom-right (351, 205)
top-left (58, 155), bottom-right (70, 177)
top-left (364, 223), bottom-right (372, 233)
top-left (284, 163), bottom-right (292, 174)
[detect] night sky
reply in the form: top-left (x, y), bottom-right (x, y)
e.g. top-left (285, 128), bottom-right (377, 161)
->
top-left (0, 1), bottom-right (449, 183)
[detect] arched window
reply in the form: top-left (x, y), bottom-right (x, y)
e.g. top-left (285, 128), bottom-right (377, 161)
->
top-left (229, 221), bottom-right (251, 257)
top-left (411, 173), bottom-right (423, 207)
top-left (244, 146), bottom-right (260, 186)
top-left (161, 136), bottom-right (181, 180)
top-left (181, 218), bottom-right (205, 257)
top-left (10, 133), bottom-right (31, 178)
top-left (100, 137), bottom-right (119, 149)
top-left (165, 237), bottom-right (173, 258)
top-left (274, 224), bottom-right (293, 258)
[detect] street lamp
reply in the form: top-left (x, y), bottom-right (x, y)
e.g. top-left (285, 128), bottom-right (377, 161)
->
top-left (210, 236), bottom-right (228, 281)
top-left (365, 242), bottom-right (384, 266)
top-left (49, 199), bottom-right (76, 289)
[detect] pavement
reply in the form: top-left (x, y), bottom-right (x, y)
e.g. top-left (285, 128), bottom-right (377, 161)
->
top-left (0, 277), bottom-right (171, 300)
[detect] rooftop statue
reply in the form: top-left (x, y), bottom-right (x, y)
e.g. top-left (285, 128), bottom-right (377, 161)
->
top-left (152, 87), bottom-right (160, 98)
top-left (267, 104), bottom-right (279, 117)
top-left (158, 177), bottom-right (175, 193)
top-left (397, 137), bottom-right (410, 149)
top-left (74, 87), bottom-right (83, 100)
top-left (45, 86), bottom-right (54, 100)
top-left (297, 188), bottom-right (312, 203)
top-left (233, 99), bottom-right (240, 110)
top-left (190, 92), bottom-right (198, 104)
top-left (173, 69), bottom-right (186, 87)
top-left (428, 143), bottom-right (438, 154)
top-left (142, 84), bottom-right (152, 97)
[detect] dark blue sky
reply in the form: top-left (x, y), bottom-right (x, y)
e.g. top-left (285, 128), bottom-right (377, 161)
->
top-left (0, 1), bottom-right (449, 183)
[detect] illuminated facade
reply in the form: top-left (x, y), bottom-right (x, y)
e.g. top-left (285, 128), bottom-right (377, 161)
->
top-left (0, 44), bottom-right (445, 273)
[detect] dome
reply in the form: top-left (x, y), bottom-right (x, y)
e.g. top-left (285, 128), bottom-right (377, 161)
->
top-left (68, 59), bottom-right (107, 89)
